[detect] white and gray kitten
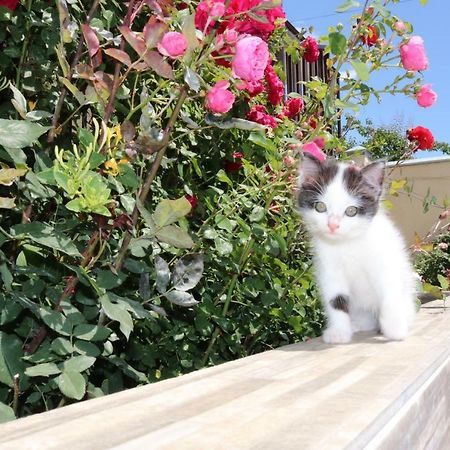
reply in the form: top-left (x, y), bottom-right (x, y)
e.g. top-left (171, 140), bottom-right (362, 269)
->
top-left (297, 154), bottom-right (416, 344)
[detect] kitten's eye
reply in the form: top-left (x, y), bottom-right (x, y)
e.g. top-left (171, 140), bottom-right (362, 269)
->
top-left (345, 206), bottom-right (358, 217)
top-left (314, 201), bottom-right (327, 213)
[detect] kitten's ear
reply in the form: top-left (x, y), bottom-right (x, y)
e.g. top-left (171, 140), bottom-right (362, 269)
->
top-left (361, 160), bottom-right (385, 187)
top-left (298, 153), bottom-right (323, 184)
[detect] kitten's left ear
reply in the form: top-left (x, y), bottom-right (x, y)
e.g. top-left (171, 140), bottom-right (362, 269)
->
top-left (361, 160), bottom-right (385, 187)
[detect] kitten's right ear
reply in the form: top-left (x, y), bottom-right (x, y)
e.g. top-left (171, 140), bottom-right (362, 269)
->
top-left (298, 153), bottom-right (323, 184)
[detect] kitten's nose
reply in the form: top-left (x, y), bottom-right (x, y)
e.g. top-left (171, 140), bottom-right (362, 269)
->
top-left (328, 221), bottom-right (340, 233)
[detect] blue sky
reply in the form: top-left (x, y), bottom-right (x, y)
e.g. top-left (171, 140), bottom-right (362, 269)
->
top-left (283, 0), bottom-right (449, 151)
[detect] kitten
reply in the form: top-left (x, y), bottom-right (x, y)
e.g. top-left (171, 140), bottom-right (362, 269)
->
top-left (297, 154), bottom-right (416, 344)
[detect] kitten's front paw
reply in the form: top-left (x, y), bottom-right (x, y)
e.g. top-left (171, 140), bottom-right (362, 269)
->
top-left (380, 317), bottom-right (408, 341)
top-left (322, 327), bottom-right (352, 344)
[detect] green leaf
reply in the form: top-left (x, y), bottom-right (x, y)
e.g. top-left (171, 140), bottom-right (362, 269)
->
top-left (58, 77), bottom-right (85, 105)
top-left (248, 132), bottom-right (277, 152)
top-left (62, 356), bottom-right (96, 373)
top-left (335, 99), bottom-right (359, 112)
top-left (184, 68), bottom-right (201, 92)
top-left (0, 119), bottom-right (50, 149)
top-left (0, 197), bottom-right (15, 209)
top-left (165, 290), bottom-right (199, 307)
top-left (153, 197), bottom-right (192, 228)
top-left (335, 0), bottom-right (360, 12)
top-left (250, 206), bottom-right (265, 222)
top-left (10, 222), bottom-right (81, 257)
top-left (51, 338), bottom-right (73, 355)
top-left (96, 269), bottom-right (127, 290)
top-left (100, 293), bottom-right (133, 340)
top-left (0, 402), bottom-right (15, 423)
top-left (0, 332), bottom-right (27, 387)
top-left (350, 60), bottom-right (369, 81)
top-left (155, 225), bottom-right (194, 249)
top-left (57, 370), bottom-right (86, 400)
top-left (39, 308), bottom-right (72, 336)
top-left (73, 324), bottom-right (111, 341)
top-left (25, 362), bottom-right (61, 377)
top-left (155, 255), bottom-right (170, 293)
top-left (438, 274), bottom-right (449, 291)
top-left (9, 84), bottom-right (27, 119)
top-left (329, 32), bottom-right (347, 55)
top-left (108, 356), bottom-right (148, 383)
top-left (73, 341), bottom-right (101, 357)
top-left (172, 254), bottom-right (203, 291)
top-left (0, 168), bottom-right (28, 186)
top-left (420, 0), bottom-right (428, 5)
top-left (136, 199), bottom-right (156, 231)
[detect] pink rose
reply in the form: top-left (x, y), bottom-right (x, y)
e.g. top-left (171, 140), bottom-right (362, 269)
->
top-left (400, 36), bottom-right (428, 71)
top-left (224, 28), bottom-right (239, 44)
top-left (157, 32), bottom-right (188, 58)
top-left (232, 35), bottom-right (269, 82)
top-left (210, 1), bottom-right (225, 17)
top-left (416, 84), bottom-right (437, 108)
top-left (206, 80), bottom-right (235, 113)
top-left (312, 136), bottom-right (326, 149)
top-left (394, 21), bottom-right (406, 33)
top-left (301, 142), bottom-right (326, 161)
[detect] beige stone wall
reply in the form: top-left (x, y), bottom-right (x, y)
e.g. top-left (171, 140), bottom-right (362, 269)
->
top-left (386, 157), bottom-right (450, 245)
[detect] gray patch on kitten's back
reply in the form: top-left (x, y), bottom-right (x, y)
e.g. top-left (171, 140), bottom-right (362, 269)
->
top-left (342, 165), bottom-right (383, 217)
top-left (297, 159), bottom-right (338, 209)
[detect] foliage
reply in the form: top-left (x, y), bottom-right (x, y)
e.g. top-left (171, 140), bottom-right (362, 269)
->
top-left (0, 0), bottom-right (436, 421)
top-left (415, 232), bottom-right (450, 288)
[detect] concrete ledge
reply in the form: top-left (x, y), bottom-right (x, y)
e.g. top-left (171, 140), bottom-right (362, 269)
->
top-left (0, 300), bottom-right (449, 449)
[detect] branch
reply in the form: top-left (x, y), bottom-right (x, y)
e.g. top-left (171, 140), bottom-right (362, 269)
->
top-left (114, 86), bottom-right (189, 271)
top-left (103, 0), bottom-right (139, 124)
top-left (48, 0), bottom-right (101, 143)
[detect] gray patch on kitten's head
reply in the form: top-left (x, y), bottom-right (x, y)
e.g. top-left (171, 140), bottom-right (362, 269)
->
top-left (342, 161), bottom-right (385, 217)
top-left (297, 154), bottom-right (338, 209)
top-left (297, 154), bottom-right (385, 217)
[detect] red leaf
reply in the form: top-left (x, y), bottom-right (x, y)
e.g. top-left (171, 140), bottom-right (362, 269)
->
top-left (119, 25), bottom-right (147, 56)
top-left (81, 24), bottom-right (101, 68)
top-left (104, 48), bottom-right (132, 66)
top-left (143, 17), bottom-right (167, 48)
top-left (81, 24), bottom-right (100, 58)
top-left (142, 50), bottom-right (174, 79)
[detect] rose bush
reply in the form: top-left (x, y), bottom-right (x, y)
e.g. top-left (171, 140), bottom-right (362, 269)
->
top-left (0, 0), bottom-right (442, 421)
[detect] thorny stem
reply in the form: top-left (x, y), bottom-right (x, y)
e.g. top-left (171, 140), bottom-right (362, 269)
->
top-left (48, 0), bottom-right (101, 142)
top-left (114, 87), bottom-right (189, 271)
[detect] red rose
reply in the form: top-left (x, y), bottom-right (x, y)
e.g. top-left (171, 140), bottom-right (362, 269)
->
top-left (224, 152), bottom-right (243, 172)
top-left (281, 97), bottom-right (304, 119)
top-left (236, 80), bottom-right (265, 98)
top-left (363, 25), bottom-right (378, 46)
top-left (264, 64), bottom-right (284, 106)
top-left (0, 0), bottom-right (19, 10)
top-left (301, 36), bottom-right (320, 63)
top-left (407, 126), bottom-right (434, 150)
top-left (185, 194), bottom-right (198, 209)
top-left (246, 105), bottom-right (277, 129)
